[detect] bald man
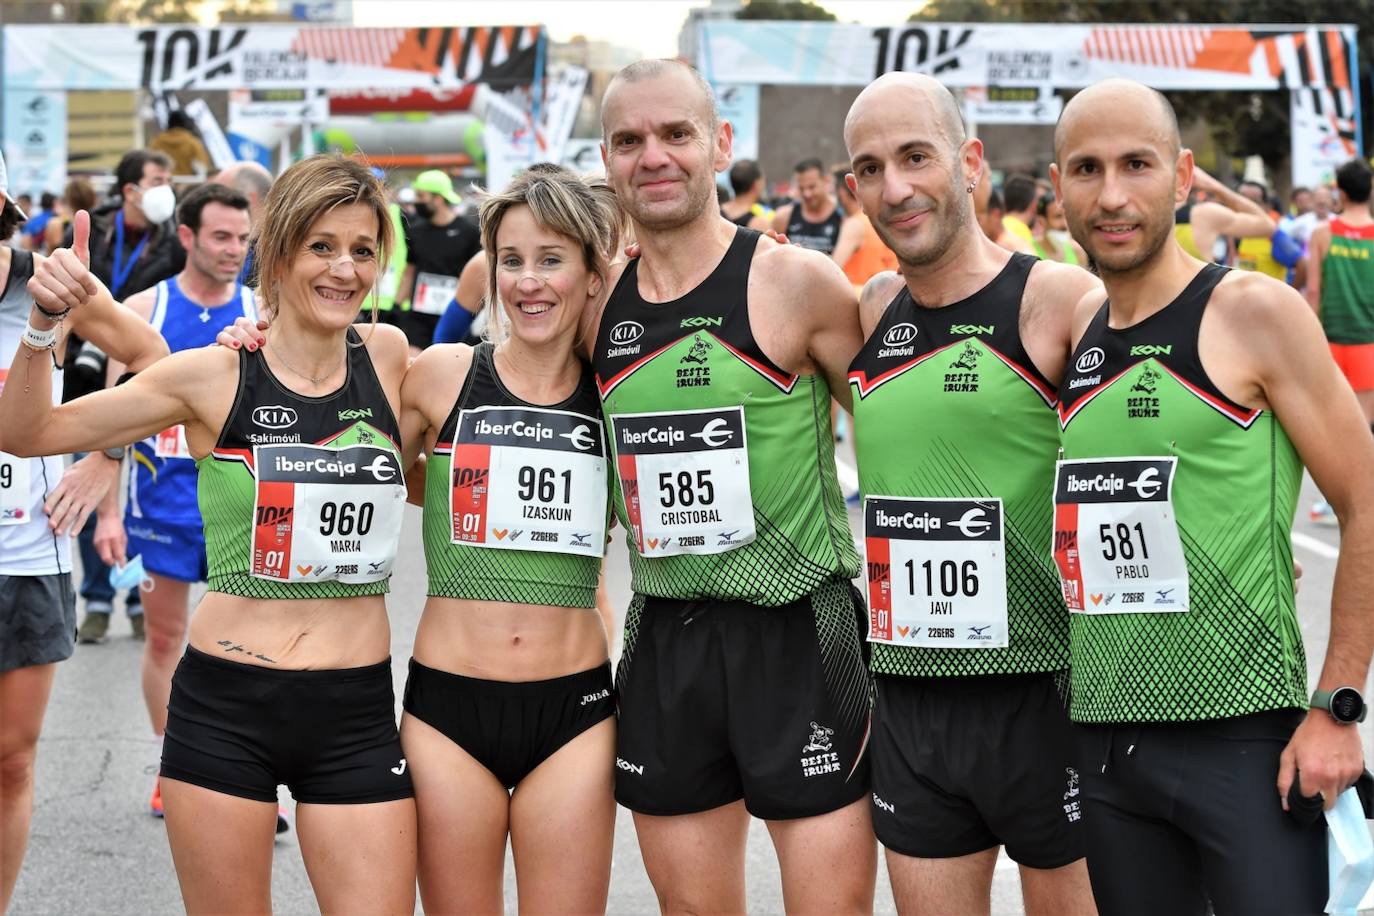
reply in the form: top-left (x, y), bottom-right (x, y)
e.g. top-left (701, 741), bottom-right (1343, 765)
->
top-left (1051, 78), bottom-right (1373, 914)
top-left (589, 59), bottom-right (876, 914)
top-left (844, 71), bottom-right (1100, 916)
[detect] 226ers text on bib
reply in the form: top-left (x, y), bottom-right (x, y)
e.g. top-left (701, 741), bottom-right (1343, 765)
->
top-left (1052, 457), bottom-right (1189, 614)
top-left (444, 405), bottom-right (607, 557)
top-left (865, 496), bottom-right (1008, 648)
top-left (610, 407), bottom-right (755, 557)
top-left (251, 443), bottom-right (406, 583)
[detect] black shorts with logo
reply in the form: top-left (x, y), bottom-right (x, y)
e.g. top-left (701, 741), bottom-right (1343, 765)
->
top-left (403, 659), bottom-right (614, 790)
top-left (870, 670), bottom-right (1083, 869)
top-left (161, 646), bottom-right (413, 805)
top-left (614, 576), bottom-right (873, 820)
top-left (0, 573), bottom-right (75, 673)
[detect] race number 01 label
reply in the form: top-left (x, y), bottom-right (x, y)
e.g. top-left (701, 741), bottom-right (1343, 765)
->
top-left (611, 407), bottom-right (755, 557)
top-left (1052, 457), bottom-right (1189, 614)
top-left (865, 496), bottom-right (1007, 648)
top-left (447, 405), bottom-right (607, 557)
top-left (153, 425), bottom-right (192, 459)
top-left (251, 443), bottom-right (406, 583)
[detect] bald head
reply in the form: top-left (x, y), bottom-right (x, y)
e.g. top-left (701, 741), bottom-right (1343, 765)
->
top-left (602, 59), bottom-right (719, 141)
top-left (844, 72), bottom-right (966, 156)
top-left (1055, 79), bottom-right (1179, 164)
top-left (213, 161), bottom-right (273, 222)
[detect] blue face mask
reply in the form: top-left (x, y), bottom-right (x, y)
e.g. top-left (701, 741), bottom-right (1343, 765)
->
top-left (109, 555), bottom-right (154, 593)
top-left (1326, 786), bottom-right (1374, 915)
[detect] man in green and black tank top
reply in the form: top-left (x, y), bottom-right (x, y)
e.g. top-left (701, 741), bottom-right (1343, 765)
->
top-left (1307, 158), bottom-right (1374, 424)
top-left (594, 59), bottom-right (875, 913)
top-left (1052, 79), bottom-right (1374, 915)
top-left (845, 72), bottom-right (1102, 916)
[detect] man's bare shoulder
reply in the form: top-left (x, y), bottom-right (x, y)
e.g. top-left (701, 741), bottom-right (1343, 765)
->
top-left (1210, 268), bottom-right (1311, 336)
top-left (1026, 259), bottom-right (1102, 314)
top-left (121, 286), bottom-right (158, 320)
top-left (860, 270), bottom-right (905, 310)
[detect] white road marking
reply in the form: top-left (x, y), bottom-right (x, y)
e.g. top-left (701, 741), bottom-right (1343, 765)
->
top-left (1292, 531), bottom-right (1339, 560)
top-left (836, 456), bottom-right (858, 494)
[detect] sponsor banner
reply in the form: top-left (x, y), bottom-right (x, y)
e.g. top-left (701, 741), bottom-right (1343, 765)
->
top-left (2, 89), bottom-right (66, 198)
top-left (328, 85), bottom-right (479, 114)
top-left (229, 88), bottom-right (329, 126)
top-left (3, 24), bottom-right (544, 92)
top-left (963, 85), bottom-right (1062, 126)
top-left (541, 66), bottom-right (589, 165)
top-left (715, 83), bottom-right (759, 161)
top-left (182, 98), bottom-right (237, 169)
top-left (562, 139), bottom-right (602, 175)
top-left (1292, 86), bottom-right (1360, 188)
top-left (698, 21), bottom-right (1359, 92)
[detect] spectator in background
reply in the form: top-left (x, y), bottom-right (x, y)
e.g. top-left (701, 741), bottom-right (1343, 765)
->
top-left (720, 159), bottom-right (772, 230)
top-left (1234, 179), bottom-right (1288, 280)
top-left (150, 110), bottom-right (212, 179)
top-left (43, 178), bottom-right (97, 256)
top-left (394, 170), bottom-right (482, 356)
top-left (1032, 193), bottom-right (1087, 266)
top-left (998, 173), bottom-right (1039, 255)
top-left (772, 157), bottom-right (843, 254)
top-left (830, 165), bottom-right (896, 292)
top-left (212, 160), bottom-right (275, 287)
top-left (21, 193), bottom-right (56, 254)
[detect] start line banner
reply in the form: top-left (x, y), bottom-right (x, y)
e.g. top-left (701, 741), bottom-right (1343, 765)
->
top-left (698, 21), bottom-right (1358, 93)
top-left (3, 24), bottom-right (544, 92)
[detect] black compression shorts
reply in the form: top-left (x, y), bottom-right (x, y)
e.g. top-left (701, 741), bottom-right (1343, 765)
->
top-left (1074, 708), bottom-right (1326, 915)
top-left (161, 646), bottom-right (413, 805)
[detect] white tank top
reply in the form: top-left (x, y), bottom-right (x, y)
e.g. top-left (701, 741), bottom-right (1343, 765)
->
top-left (0, 248), bottom-right (70, 576)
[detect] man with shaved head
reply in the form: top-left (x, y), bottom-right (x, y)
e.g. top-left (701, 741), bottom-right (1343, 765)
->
top-left (1052, 78), bottom-right (1374, 914)
top-left (592, 59), bottom-right (876, 913)
top-left (843, 70), bottom-right (1101, 915)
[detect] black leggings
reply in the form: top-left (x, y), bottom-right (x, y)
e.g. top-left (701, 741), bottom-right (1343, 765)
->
top-left (1074, 709), bottom-right (1326, 916)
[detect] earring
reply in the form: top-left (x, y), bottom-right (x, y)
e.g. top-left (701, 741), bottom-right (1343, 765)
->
top-left (966, 181), bottom-right (978, 194)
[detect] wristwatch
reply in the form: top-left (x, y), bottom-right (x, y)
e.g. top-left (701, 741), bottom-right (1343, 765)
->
top-left (1311, 687), bottom-right (1367, 724)
top-left (101, 446), bottom-right (126, 461)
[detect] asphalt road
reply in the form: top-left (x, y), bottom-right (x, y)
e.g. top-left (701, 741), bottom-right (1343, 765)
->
top-left (8, 459), bottom-right (1364, 915)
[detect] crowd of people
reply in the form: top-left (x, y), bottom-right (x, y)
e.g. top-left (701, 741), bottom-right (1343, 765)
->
top-left (2, 57), bottom-right (1374, 916)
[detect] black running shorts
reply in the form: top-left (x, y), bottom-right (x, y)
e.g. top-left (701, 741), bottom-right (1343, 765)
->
top-left (161, 646), bottom-right (413, 805)
top-left (1074, 708), bottom-right (1326, 916)
top-left (403, 659), bottom-right (614, 789)
top-left (614, 577), bottom-right (873, 820)
top-left (869, 671), bottom-right (1083, 869)
top-left (0, 573), bottom-right (75, 673)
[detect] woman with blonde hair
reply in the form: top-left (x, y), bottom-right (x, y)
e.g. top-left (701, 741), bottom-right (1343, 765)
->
top-left (0, 154), bottom-right (416, 915)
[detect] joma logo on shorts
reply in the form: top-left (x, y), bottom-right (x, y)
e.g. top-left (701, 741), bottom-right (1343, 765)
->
top-left (581, 689), bottom-right (610, 706)
top-left (616, 757), bottom-right (644, 775)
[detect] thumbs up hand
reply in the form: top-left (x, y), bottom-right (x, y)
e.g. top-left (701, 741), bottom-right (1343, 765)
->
top-left (28, 209), bottom-right (106, 322)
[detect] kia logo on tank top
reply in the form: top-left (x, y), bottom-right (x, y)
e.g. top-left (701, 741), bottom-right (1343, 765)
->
top-left (609, 321), bottom-right (644, 345)
top-left (883, 323), bottom-right (918, 347)
top-left (1074, 347), bottom-right (1105, 374)
top-left (252, 405), bottom-right (298, 429)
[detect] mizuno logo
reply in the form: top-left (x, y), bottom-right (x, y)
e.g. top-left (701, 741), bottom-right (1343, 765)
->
top-left (1129, 345), bottom-right (1172, 357)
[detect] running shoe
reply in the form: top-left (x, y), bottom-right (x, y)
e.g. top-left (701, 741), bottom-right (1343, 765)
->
top-left (149, 777), bottom-right (164, 818)
top-left (77, 610), bottom-right (111, 644)
top-left (277, 807), bottom-right (291, 835)
top-left (1310, 500), bottom-right (1338, 527)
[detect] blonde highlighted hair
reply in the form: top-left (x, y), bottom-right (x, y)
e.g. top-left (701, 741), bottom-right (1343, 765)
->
top-left (251, 154), bottom-right (393, 321)
top-left (477, 163), bottom-right (624, 343)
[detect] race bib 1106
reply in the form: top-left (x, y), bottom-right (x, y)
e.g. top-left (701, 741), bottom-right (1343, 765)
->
top-left (611, 407), bottom-right (755, 557)
top-left (1052, 457), bottom-right (1189, 614)
top-left (447, 405), bottom-right (607, 557)
top-left (250, 443), bottom-right (406, 583)
top-left (865, 496), bottom-right (1008, 648)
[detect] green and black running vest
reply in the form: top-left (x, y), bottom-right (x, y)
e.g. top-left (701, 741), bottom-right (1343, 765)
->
top-left (1056, 264), bottom-right (1306, 723)
top-left (198, 327), bottom-right (406, 599)
top-left (423, 343), bottom-right (606, 608)
top-left (1319, 218), bottom-right (1374, 344)
top-left (849, 253), bottom-right (1067, 678)
top-left (593, 227), bottom-right (859, 605)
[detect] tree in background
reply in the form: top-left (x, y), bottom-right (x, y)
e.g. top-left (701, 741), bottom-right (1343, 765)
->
top-left (738, 0), bottom-right (837, 21)
top-left (909, 0), bottom-right (1374, 184)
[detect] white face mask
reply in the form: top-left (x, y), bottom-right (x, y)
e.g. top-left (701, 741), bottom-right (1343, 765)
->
top-left (139, 184), bottom-right (176, 224)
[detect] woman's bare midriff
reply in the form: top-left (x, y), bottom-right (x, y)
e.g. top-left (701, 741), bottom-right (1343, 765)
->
top-left (411, 597), bottom-right (608, 682)
top-left (188, 591), bottom-right (392, 670)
